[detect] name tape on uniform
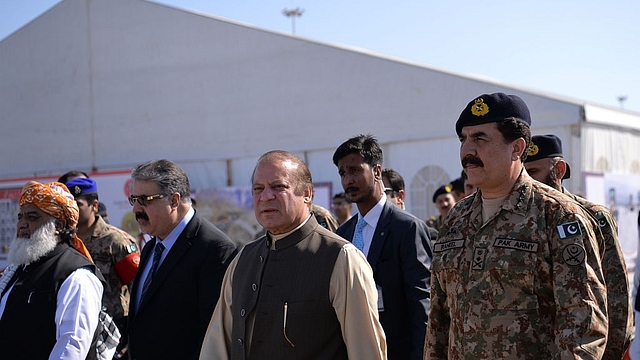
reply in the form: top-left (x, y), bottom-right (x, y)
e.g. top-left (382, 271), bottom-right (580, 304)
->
top-left (434, 239), bottom-right (465, 253)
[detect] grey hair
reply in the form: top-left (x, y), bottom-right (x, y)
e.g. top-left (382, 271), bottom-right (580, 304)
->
top-left (131, 159), bottom-right (192, 204)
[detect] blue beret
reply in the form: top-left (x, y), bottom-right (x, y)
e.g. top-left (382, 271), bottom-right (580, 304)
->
top-left (455, 93), bottom-right (531, 136)
top-left (525, 134), bottom-right (571, 179)
top-left (65, 177), bottom-right (98, 196)
top-left (432, 184), bottom-right (453, 203)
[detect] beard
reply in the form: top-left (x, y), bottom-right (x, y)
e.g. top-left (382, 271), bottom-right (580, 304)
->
top-left (545, 169), bottom-right (561, 190)
top-left (8, 218), bottom-right (58, 266)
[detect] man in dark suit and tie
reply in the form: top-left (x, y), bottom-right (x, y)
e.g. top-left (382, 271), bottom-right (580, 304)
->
top-left (126, 159), bottom-right (238, 360)
top-left (333, 134), bottom-right (433, 360)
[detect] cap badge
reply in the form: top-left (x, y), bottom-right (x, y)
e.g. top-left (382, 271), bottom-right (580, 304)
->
top-left (73, 185), bottom-right (82, 195)
top-left (445, 184), bottom-right (453, 192)
top-left (527, 142), bottom-right (539, 156)
top-left (471, 98), bottom-right (489, 116)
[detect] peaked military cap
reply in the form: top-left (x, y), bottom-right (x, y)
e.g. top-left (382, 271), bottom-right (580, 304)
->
top-left (525, 134), bottom-right (571, 179)
top-left (65, 177), bottom-right (98, 197)
top-left (456, 92), bottom-right (531, 136)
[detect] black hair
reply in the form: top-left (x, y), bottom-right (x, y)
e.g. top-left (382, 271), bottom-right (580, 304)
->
top-left (382, 168), bottom-right (405, 192)
top-left (57, 170), bottom-right (89, 184)
top-left (332, 134), bottom-right (383, 167)
top-left (496, 119), bottom-right (532, 162)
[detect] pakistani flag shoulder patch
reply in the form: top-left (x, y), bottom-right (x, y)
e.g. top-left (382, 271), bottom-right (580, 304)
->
top-left (557, 221), bottom-right (582, 239)
top-left (596, 215), bottom-right (609, 229)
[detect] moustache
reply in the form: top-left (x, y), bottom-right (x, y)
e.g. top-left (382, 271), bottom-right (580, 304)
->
top-left (344, 186), bottom-right (358, 194)
top-left (462, 155), bottom-right (484, 168)
top-left (135, 212), bottom-right (149, 221)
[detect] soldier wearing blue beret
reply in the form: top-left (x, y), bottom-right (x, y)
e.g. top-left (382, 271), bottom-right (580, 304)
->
top-left (66, 177), bottom-right (98, 196)
top-left (65, 177), bottom-right (141, 359)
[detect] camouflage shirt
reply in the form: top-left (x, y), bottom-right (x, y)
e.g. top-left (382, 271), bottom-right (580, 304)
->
top-left (312, 204), bottom-right (339, 232)
top-left (83, 215), bottom-right (140, 321)
top-left (563, 187), bottom-right (632, 360)
top-left (425, 174), bottom-right (607, 360)
top-left (425, 215), bottom-right (445, 232)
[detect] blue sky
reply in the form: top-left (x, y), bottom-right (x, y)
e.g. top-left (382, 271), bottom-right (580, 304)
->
top-left (2, 0), bottom-right (639, 113)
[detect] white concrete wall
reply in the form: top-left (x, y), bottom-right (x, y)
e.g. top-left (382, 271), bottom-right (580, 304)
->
top-left (2, 0), bottom-right (632, 209)
top-left (582, 124), bottom-right (640, 175)
top-left (0, 0), bottom-right (92, 176)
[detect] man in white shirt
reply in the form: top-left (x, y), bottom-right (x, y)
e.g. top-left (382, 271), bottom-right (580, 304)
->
top-left (333, 135), bottom-right (433, 360)
top-left (0, 181), bottom-right (103, 360)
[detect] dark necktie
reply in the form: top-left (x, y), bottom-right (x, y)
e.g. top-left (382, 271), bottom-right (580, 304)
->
top-left (140, 242), bottom-right (164, 302)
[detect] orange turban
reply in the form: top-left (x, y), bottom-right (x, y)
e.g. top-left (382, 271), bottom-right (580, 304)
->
top-left (19, 181), bottom-right (93, 261)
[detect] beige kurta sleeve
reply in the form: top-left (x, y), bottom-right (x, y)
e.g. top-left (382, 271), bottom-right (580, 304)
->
top-left (199, 249), bottom-right (243, 360)
top-left (330, 243), bottom-right (387, 360)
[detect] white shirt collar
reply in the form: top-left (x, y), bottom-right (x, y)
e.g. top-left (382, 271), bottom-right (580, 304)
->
top-left (156, 206), bottom-right (195, 259)
top-left (357, 196), bottom-right (387, 256)
top-left (359, 195), bottom-right (386, 226)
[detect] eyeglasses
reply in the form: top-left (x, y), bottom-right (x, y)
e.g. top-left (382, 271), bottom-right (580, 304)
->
top-left (128, 194), bottom-right (165, 206)
top-left (384, 188), bottom-right (397, 198)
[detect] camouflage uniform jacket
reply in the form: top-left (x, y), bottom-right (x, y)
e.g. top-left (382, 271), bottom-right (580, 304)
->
top-left (425, 215), bottom-right (445, 232)
top-left (563, 187), bottom-right (632, 360)
top-left (312, 204), bottom-right (339, 232)
top-left (84, 215), bottom-right (140, 321)
top-left (425, 174), bottom-right (608, 360)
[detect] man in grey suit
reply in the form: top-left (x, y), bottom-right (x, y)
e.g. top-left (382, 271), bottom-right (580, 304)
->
top-left (126, 159), bottom-right (237, 360)
top-left (333, 134), bottom-right (433, 360)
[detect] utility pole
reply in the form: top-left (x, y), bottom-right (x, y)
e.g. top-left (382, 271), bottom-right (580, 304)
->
top-left (282, 8), bottom-right (304, 34)
top-left (617, 95), bottom-right (627, 109)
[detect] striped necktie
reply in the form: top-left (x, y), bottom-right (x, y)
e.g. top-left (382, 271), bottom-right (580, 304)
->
top-left (140, 242), bottom-right (164, 302)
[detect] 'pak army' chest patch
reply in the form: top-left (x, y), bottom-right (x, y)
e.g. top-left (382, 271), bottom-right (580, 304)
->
top-left (493, 238), bottom-right (539, 252)
top-left (557, 221), bottom-right (582, 239)
top-left (562, 243), bottom-right (586, 266)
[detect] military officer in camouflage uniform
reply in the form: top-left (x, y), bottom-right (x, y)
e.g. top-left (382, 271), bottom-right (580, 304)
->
top-left (312, 203), bottom-right (339, 232)
top-left (425, 93), bottom-right (608, 359)
top-left (425, 185), bottom-right (456, 232)
top-left (524, 134), bottom-right (632, 360)
top-left (65, 177), bottom-right (140, 356)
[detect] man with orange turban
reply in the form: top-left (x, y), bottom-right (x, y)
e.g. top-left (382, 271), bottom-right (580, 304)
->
top-left (0, 181), bottom-right (104, 360)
